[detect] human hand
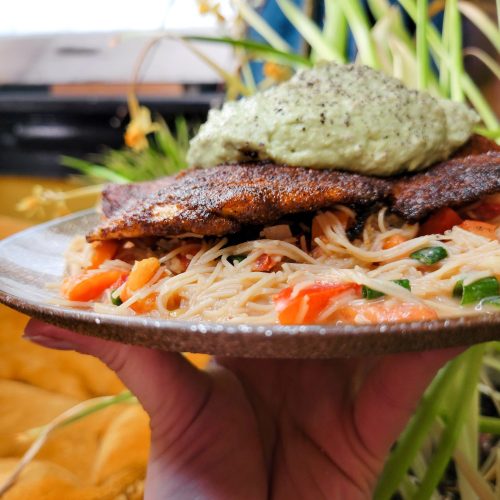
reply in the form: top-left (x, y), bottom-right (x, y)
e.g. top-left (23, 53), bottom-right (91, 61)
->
top-left (24, 319), bottom-right (461, 500)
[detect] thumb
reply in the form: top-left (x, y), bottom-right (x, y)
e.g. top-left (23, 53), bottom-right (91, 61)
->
top-left (23, 319), bottom-right (210, 439)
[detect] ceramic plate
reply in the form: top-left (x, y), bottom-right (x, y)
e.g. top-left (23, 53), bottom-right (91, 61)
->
top-left (0, 210), bottom-right (499, 358)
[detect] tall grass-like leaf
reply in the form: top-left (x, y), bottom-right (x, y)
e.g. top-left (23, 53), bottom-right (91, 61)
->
top-left (180, 37), bottom-right (251, 99)
top-left (336, 0), bottom-right (380, 67)
top-left (454, 449), bottom-right (497, 500)
top-left (232, 0), bottom-right (291, 52)
top-left (440, 2), bottom-right (451, 93)
top-left (479, 416), bottom-right (500, 434)
top-left (323, 0), bottom-right (348, 62)
top-left (414, 345), bottom-right (486, 500)
top-left (459, 1), bottom-right (500, 52)
top-left (184, 35), bottom-right (312, 67)
top-left (367, 0), bottom-right (413, 45)
top-left (417, 0), bottom-right (431, 89)
top-left (398, 0), bottom-right (498, 128)
top-left (374, 356), bottom-right (464, 500)
top-left (447, 0), bottom-right (464, 101)
top-left (276, 0), bottom-right (344, 61)
top-left (464, 47), bottom-right (500, 80)
top-left (61, 157), bottom-right (129, 183)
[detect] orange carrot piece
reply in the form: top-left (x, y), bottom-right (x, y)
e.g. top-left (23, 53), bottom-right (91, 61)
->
top-left (459, 220), bottom-right (497, 240)
top-left (383, 234), bottom-right (408, 250)
top-left (332, 302), bottom-right (438, 324)
top-left (121, 257), bottom-right (160, 302)
top-left (89, 240), bottom-right (119, 269)
top-left (418, 207), bottom-right (463, 236)
top-left (62, 269), bottom-right (127, 302)
top-left (131, 293), bottom-right (158, 314)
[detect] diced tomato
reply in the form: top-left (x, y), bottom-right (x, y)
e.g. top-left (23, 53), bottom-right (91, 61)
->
top-left (88, 240), bottom-right (120, 269)
top-left (332, 302), bottom-right (438, 324)
top-left (459, 220), bottom-right (498, 240)
top-left (383, 234), bottom-right (408, 250)
top-left (62, 269), bottom-right (128, 302)
top-left (472, 203), bottom-right (500, 222)
top-left (418, 207), bottom-right (463, 236)
top-left (252, 254), bottom-right (281, 272)
top-left (274, 282), bottom-right (361, 325)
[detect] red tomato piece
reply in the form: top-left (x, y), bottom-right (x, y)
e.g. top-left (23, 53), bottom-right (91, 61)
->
top-left (274, 282), bottom-right (361, 325)
top-left (418, 207), bottom-right (463, 236)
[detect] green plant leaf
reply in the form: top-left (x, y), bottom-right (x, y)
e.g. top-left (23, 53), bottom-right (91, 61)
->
top-left (464, 47), bottom-right (500, 80)
top-left (337, 0), bottom-right (381, 68)
top-left (374, 355), bottom-right (464, 499)
top-left (413, 345), bottom-right (485, 500)
top-left (232, 0), bottom-right (291, 52)
top-left (324, 0), bottom-right (348, 61)
top-left (183, 35), bottom-right (312, 67)
top-left (459, 1), bottom-right (500, 52)
top-left (61, 156), bottom-right (130, 183)
top-left (277, 0), bottom-right (344, 62)
top-left (416, 0), bottom-right (430, 89)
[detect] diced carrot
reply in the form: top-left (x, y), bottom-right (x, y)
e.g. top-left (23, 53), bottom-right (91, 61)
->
top-left (459, 220), bottom-right (497, 240)
top-left (274, 282), bottom-right (361, 325)
top-left (131, 293), bottom-right (158, 314)
top-left (332, 302), bottom-right (438, 324)
top-left (88, 240), bottom-right (119, 269)
top-left (383, 234), bottom-right (408, 250)
top-left (121, 257), bottom-right (161, 302)
top-left (62, 269), bottom-right (127, 302)
top-left (252, 254), bottom-right (281, 272)
top-left (418, 207), bottom-right (463, 236)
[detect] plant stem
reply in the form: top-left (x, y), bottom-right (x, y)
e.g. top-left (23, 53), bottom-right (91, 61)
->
top-left (324, 0), bottom-right (348, 62)
top-left (337, 0), bottom-right (381, 68)
top-left (374, 355), bottom-right (464, 500)
top-left (399, 0), bottom-right (498, 128)
top-left (232, 0), bottom-right (291, 52)
top-left (479, 416), bottom-right (500, 434)
top-left (417, 0), bottom-right (430, 89)
top-left (448, 0), bottom-right (464, 101)
top-left (414, 345), bottom-right (485, 500)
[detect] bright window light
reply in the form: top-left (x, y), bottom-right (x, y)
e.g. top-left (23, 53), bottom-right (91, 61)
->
top-left (0, 0), bottom-right (233, 36)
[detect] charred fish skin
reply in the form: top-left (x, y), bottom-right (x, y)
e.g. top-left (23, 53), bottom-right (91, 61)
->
top-left (90, 136), bottom-right (500, 241)
top-left (390, 151), bottom-right (500, 221)
top-left (87, 163), bottom-right (390, 242)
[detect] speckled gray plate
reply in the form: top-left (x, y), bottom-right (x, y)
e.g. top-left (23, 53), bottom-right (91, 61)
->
top-left (1, 210), bottom-right (499, 358)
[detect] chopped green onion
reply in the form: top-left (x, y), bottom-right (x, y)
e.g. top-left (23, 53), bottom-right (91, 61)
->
top-left (481, 296), bottom-right (500, 308)
top-left (111, 289), bottom-right (122, 306)
top-left (228, 255), bottom-right (246, 265)
top-left (362, 279), bottom-right (411, 299)
top-left (453, 280), bottom-right (464, 298)
top-left (453, 277), bottom-right (499, 305)
top-left (410, 246), bottom-right (448, 265)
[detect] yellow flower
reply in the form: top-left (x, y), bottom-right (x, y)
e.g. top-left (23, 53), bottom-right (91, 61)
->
top-left (197, 0), bottom-right (225, 22)
top-left (124, 94), bottom-right (160, 151)
top-left (263, 62), bottom-right (293, 83)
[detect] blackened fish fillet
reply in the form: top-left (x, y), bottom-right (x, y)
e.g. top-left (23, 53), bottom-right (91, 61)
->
top-left (390, 151), bottom-right (500, 221)
top-left (101, 177), bottom-right (178, 217)
top-left (88, 162), bottom-right (391, 241)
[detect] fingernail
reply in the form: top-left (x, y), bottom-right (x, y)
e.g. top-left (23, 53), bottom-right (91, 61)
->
top-left (22, 334), bottom-right (77, 351)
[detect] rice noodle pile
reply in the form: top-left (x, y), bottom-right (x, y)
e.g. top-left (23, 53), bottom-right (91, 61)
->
top-left (60, 205), bottom-right (500, 324)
